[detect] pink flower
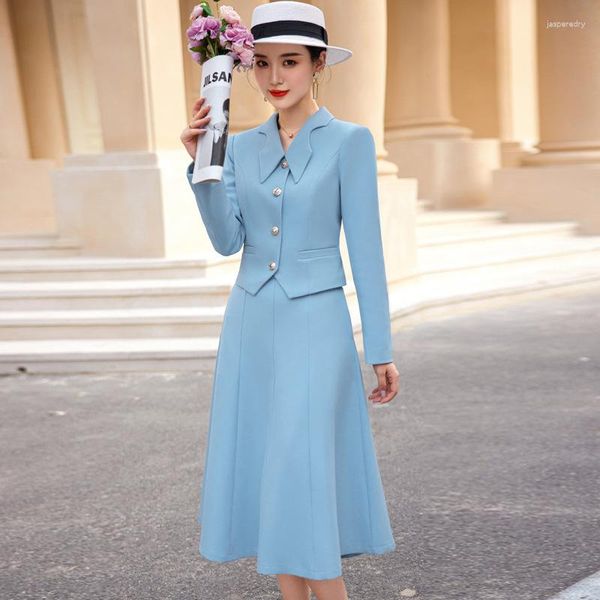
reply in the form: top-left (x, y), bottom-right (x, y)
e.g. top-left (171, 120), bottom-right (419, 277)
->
top-left (204, 16), bottom-right (221, 39)
top-left (185, 2), bottom-right (254, 68)
top-left (187, 15), bottom-right (221, 42)
top-left (219, 5), bottom-right (241, 25)
top-left (220, 23), bottom-right (253, 47)
top-left (236, 47), bottom-right (254, 68)
top-left (189, 5), bottom-right (204, 20)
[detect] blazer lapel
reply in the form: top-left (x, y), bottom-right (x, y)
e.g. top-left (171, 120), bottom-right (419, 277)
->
top-left (257, 106), bottom-right (334, 184)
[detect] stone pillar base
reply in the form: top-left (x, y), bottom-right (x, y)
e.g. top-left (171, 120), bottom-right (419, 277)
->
top-left (0, 159), bottom-right (57, 235)
top-left (491, 165), bottom-right (600, 234)
top-left (385, 137), bottom-right (501, 208)
top-left (53, 151), bottom-right (211, 257)
top-left (373, 175), bottom-right (418, 284)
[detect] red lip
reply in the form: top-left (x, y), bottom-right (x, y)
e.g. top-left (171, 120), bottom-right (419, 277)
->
top-left (269, 89), bottom-right (289, 97)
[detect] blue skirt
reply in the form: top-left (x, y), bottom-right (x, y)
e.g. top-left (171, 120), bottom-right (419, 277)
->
top-left (197, 276), bottom-right (395, 580)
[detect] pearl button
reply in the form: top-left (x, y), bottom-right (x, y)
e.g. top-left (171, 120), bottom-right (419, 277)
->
top-left (281, 160), bottom-right (288, 169)
top-left (271, 226), bottom-right (280, 236)
top-left (272, 186), bottom-right (282, 197)
top-left (268, 261), bottom-right (277, 270)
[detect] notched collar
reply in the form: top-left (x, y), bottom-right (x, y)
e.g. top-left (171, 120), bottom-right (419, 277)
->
top-left (257, 106), bottom-right (335, 184)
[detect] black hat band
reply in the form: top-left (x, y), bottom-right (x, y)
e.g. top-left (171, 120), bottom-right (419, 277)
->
top-left (251, 20), bottom-right (328, 45)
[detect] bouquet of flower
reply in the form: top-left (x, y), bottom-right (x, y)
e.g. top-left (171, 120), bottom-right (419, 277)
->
top-left (186, 2), bottom-right (254, 183)
top-left (187, 1), bottom-right (254, 70)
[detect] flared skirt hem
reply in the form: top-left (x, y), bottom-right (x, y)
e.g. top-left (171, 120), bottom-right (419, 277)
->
top-left (198, 541), bottom-right (396, 580)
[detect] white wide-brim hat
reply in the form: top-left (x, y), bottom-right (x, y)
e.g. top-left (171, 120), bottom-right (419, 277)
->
top-left (250, 1), bottom-right (352, 66)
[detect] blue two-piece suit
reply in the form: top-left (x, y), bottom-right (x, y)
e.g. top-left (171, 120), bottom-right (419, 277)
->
top-left (186, 105), bottom-right (393, 365)
top-left (186, 105), bottom-right (396, 580)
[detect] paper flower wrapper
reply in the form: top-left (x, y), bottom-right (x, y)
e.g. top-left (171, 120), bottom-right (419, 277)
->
top-left (191, 53), bottom-right (234, 184)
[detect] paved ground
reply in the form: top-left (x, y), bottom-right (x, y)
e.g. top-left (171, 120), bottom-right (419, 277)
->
top-left (1, 283), bottom-right (599, 600)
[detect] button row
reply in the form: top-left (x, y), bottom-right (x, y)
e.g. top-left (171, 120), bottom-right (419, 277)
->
top-left (268, 166), bottom-right (285, 269)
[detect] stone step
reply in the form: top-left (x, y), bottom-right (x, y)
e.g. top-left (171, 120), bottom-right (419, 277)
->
top-left (0, 234), bottom-right (81, 258)
top-left (0, 277), bottom-right (234, 310)
top-left (3, 247), bottom-right (599, 374)
top-left (387, 242), bottom-right (600, 322)
top-left (0, 252), bottom-right (239, 282)
top-left (2, 208), bottom-right (600, 374)
top-left (0, 337), bottom-right (219, 374)
top-left (1, 235), bottom-right (598, 312)
top-left (417, 220), bottom-right (578, 246)
top-left (416, 208), bottom-right (506, 231)
top-left (419, 231), bottom-right (600, 272)
top-left (0, 306), bottom-right (226, 340)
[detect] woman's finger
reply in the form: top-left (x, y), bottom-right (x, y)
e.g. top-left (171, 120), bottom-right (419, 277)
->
top-left (377, 377), bottom-right (399, 404)
top-left (191, 98), bottom-right (209, 118)
top-left (368, 384), bottom-right (385, 399)
top-left (192, 104), bottom-right (211, 121)
top-left (371, 367), bottom-right (400, 403)
top-left (188, 115), bottom-right (211, 131)
top-left (192, 96), bottom-right (206, 112)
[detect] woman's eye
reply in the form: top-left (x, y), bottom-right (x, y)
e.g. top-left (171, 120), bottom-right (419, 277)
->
top-left (254, 59), bottom-right (297, 67)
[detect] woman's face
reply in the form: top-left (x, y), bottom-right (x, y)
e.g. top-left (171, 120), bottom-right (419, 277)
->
top-left (251, 43), bottom-right (325, 109)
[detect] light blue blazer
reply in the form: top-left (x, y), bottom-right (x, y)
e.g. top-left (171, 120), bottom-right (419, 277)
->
top-left (186, 106), bottom-right (393, 365)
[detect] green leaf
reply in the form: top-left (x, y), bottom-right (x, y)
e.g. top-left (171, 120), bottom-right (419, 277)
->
top-left (200, 1), bottom-right (212, 17)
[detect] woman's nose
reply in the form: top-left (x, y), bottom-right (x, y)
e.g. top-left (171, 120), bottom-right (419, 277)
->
top-left (270, 69), bottom-right (282, 85)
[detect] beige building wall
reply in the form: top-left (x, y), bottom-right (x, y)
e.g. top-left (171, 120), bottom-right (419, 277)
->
top-left (449, 0), bottom-right (539, 166)
top-left (0, 0), bottom-right (598, 259)
top-left (491, 0), bottom-right (600, 233)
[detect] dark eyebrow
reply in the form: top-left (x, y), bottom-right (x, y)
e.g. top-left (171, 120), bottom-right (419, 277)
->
top-left (253, 52), bottom-right (303, 58)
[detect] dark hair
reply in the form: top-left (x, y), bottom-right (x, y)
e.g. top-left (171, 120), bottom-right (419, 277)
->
top-left (305, 45), bottom-right (327, 63)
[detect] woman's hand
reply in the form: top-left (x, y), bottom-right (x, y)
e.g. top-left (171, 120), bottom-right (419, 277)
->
top-left (368, 362), bottom-right (400, 404)
top-left (180, 96), bottom-right (212, 160)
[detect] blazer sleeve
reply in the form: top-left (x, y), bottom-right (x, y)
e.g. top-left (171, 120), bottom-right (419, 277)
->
top-left (185, 134), bottom-right (245, 256)
top-left (339, 125), bottom-right (393, 365)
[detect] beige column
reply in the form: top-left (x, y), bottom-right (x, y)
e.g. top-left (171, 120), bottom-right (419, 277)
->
top-left (387, 0), bottom-right (470, 140)
top-left (384, 0), bottom-right (499, 208)
top-left (53, 0), bottom-right (207, 257)
top-left (448, 0), bottom-right (539, 168)
top-left (317, 0), bottom-right (395, 168)
top-left (523, 0), bottom-right (600, 166)
top-left (316, 0), bottom-right (418, 285)
top-left (0, 0), bottom-right (27, 160)
top-left (83, 0), bottom-right (185, 152)
top-left (491, 0), bottom-right (600, 232)
top-left (0, 0), bottom-right (63, 234)
top-left (495, 0), bottom-right (539, 167)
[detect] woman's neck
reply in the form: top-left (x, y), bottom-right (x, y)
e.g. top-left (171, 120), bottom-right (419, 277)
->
top-left (276, 101), bottom-right (320, 136)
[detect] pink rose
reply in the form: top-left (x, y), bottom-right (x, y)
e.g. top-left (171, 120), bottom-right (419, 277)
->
top-left (219, 5), bottom-right (241, 25)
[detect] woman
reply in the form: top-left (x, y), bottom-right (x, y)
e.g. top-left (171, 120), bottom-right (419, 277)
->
top-left (180, 3), bottom-right (400, 599)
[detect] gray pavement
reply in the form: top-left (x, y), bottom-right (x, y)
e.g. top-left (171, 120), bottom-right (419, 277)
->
top-left (1, 284), bottom-right (599, 600)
